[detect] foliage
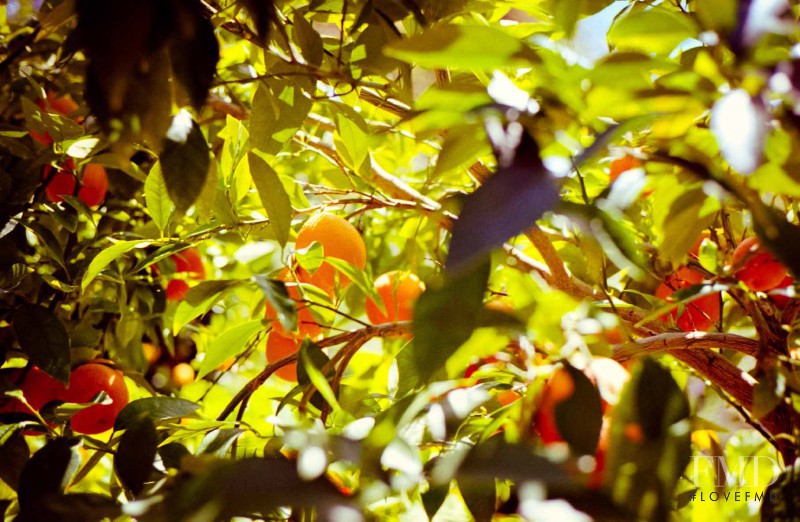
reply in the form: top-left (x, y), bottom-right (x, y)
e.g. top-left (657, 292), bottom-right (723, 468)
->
top-left (1, 0), bottom-right (799, 521)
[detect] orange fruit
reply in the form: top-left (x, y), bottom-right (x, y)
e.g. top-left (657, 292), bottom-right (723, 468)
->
top-left (365, 271), bottom-right (425, 325)
top-left (655, 266), bottom-right (720, 332)
top-left (62, 363), bottom-right (129, 435)
top-left (165, 247), bottom-right (206, 301)
top-left (44, 162), bottom-right (108, 207)
top-left (295, 213), bottom-right (366, 297)
top-left (533, 367), bottom-right (576, 444)
top-left (732, 236), bottom-right (789, 292)
top-left (608, 155), bottom-right (643, 183)
top-left (171, 363), bottom-right (195, 387)
top-left (142, 342), bottom-right (161, 365)
top-left (266, 332), bottom-right (300, 382)
top-left (31, 92), bottom-right (81, 145)
top-left (496, 389), bottom-right (521, 407)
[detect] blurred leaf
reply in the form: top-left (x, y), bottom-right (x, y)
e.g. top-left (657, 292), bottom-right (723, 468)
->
top-left (459, 479), bottom-right (495, 522)
top-left (446, 129), bottom-right (558, 275)
top-left (385, 24), bottom-right (539, 69)
top-left (17, 438), bottom-right (80, 509)
top-left (169, 0), bottom-right (219, 109)
top-left (173, 280), bottom-right (239, 333)
top-left (17, 493), bottom-right (120, 522)
top-left (165, 457), bottom-right (360, 520)
top-left (13, 304), bottom-right (71, 384)
top-left (608, 9), bottom-right (696, 54)
top-left (659, 189), bottom-right (717, 264)
top-left (160, 111), bottom-right (211, 215)
top-left (198, 319), bottom-right (263, 379)
top-left (0, 430), bottom-right (30, 491)
top-left (555, 365), bottom-right (603, 456)
top-left (762, 460), bottom-right (800, 521)
top-left (252, 274), bottom-right (297, 333)
top-left (82, 239), bottom-right (152, 291)
top-left (115, 397), bottom-right (199, 431)
top-left (114, 416), bottom-right (157, 495)
top-left (159, 442), bottom-right (191, 470)
top-left (240, 0), bottom-right (276, 42)
top-left (410, 260), bottom-right (490, 384)
top-left (198, 429), bottom-right (244, 457)
top-left (605, 358), bottom-right (691, 522)
top-left (710, 89), bottom-right (766, 174)
top-left (144, 162), bottom-right (174, 236)
top-left (298, 341), bottom-right (340, 413)
top-left (249, 152), bottom-right (292, 246)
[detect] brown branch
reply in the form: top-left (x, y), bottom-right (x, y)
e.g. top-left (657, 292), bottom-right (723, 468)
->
top-left (217, 323), bottom-right (408, 421)
top-left (613, 332), bottom-right (761, 362)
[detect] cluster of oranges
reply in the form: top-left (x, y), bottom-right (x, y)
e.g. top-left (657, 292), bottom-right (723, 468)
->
top-left (0, 362), bottom-right (129, 435)
top-left (656, 233), bottom-right (790, 333)
top-left (263, 212), bottom-right (426, 382)
top-left (33, 92), bottom-right (109, 208)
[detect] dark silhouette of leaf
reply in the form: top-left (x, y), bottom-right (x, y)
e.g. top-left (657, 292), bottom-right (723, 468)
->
top-left (240, 0), bottom-right (276, 42)
top-left (16, 493), bottom-right (120, 522)
top-left (13, 304), bottom-right (71, 384)
top-left (114, 416), bottom-right (158, 495)
top-left (115, 397), bottom-right (199, 430)
top-left (166, 457), bottom-right (361, 521)
top-left (555, 364), bottom-right (604, 456)
top-left (409, 260), bottom-right (490, 384)
top-left (0, 430), bottom-right (30, 491)
top-left (169, 0), bottom-right (219, 109)
top-left (159, 111), bottom-right (211, 215)
top-left (18, 438), bottom-right (80, 509)
top-left (446, 128), bottom-right (558, 275)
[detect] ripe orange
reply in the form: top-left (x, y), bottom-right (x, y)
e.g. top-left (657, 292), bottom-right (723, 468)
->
top-left (62, 363), bottom-right (129, 435)
top-left (365, 271), bottom-right (426, 325)
top-left (608, 155), bottom-right (643, 183)
top-left (142, 342), bottom-right (161, 365)
top-left (769, 275), bottom-right (794, 309)
top-left (171, 363), bottom-right (195, 387)
top-left (655, 266), bottom-right (720, 332)
top-left (266, 332), bottom-right (300, 382)
top-left (44, 162), bottom-right (108, 207)
top-left (732, 236), bottom-right (789, 292)
top-left (496, 389), bottom-right (521, 407)
top-left (165, 247), bottom-right (206, 301)
top-left (0, 366), bottom-right (66, 413)
top-left (295, 213), bottom-right (366, 297)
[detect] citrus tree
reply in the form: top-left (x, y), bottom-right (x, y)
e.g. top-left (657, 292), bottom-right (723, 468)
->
top-left (1, 0), bottom-right (799, 520)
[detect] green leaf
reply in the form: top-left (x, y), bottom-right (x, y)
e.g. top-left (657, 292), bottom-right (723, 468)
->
top-left (252, 274), bottom-right (297, 333)
top-left (608, 9), bottom-right (696, 55)
top-left (250, 75), bottom-right (313, 155)
top-left (197, 319), bottom-right (264, 380)
top-left (13, 304), bottom-right (71, 384)
top-left (160, 110), bottom-right (211, 216)
top-left (198, 429), bottom-right (244, 457)
top-left (173, 280), bottom-right (239, 333)
top-left (659, 189), bottom-right (717, 264)
top-left (81, 240), bottom-right (151, 291)
top-left (334, 113), bottom-right (369, 172)
top-left (409, 260), bottom-right (490, 383)
top-left (554, 365), bottom-right (604, 455)
top-left (114, 398), bottom-right (200, 431)
top-left (144, 162), bottom-right (174, 236)
top-left (293, 11), bottom-right (323, 67)
top-left (114, 416), bottom-right (157, 495)
top-left (18, 438), bottom-right (80, 509)
top-left (298, 340), bottom-right (342, 415)
top-left (385, 25), bottom-right (539, 70)
top-left (248, 152), bottom-right (293, 246)
top-left (605, 358), bottom-right (691, 522)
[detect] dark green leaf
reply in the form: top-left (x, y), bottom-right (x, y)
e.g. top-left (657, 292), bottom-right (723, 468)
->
top-left (160, 111), bottom-right (211, 215)
top-left (293, 11), bottom-right (323, 67)
top-left (17, 493), bottom-right (120, 522)
top-left (18, 438), bottom-right (80, 509)
top-left (248, 152), bottom-right (293, 246)
top-left (115, 397), bottom-right (199, 430)
top-left (252, 274), bottom-right (297, 333)
top-left (165, 457), bottom-right (360, 521)
top-left (446, 129), bottom-right (558, 275)
top-left (114, 416), bottom-right (157, 495)
top-left (169, 0), bottom-right (219, 109)
top-left (605, 358), bottom-right (691, 522)
top-left (0, 430), bottom-right (30, 490)
top-left (13, 304), bottom-right (71, 384)
top-left (555, 364), bottom-right (604, 455)
top-left (159, 442), bottom-right (191, 470)
top-left (240, 0), bottom-right (276, 42)
top-left (410, 260), bottom-right (490, 383)
top-left (459, 479), bottom-right (495, 522)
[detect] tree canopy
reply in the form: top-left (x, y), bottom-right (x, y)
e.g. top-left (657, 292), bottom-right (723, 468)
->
top-left (1, 0), bottom-right (800, 521)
